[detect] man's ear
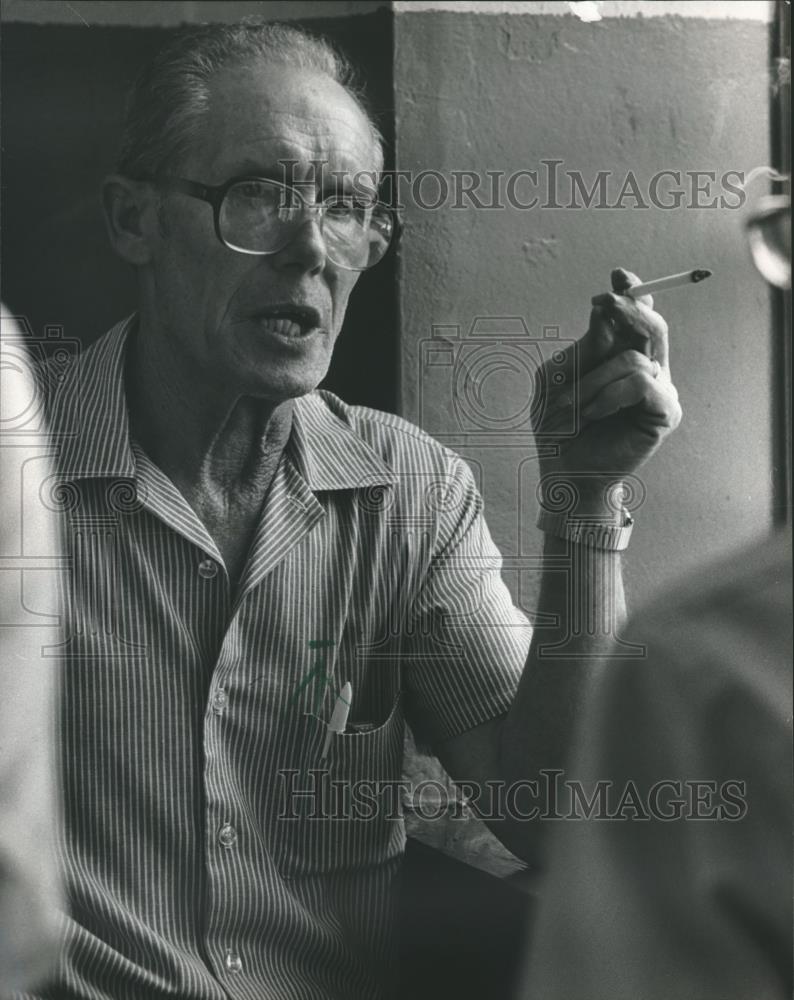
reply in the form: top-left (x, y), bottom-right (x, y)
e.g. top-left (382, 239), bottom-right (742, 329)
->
top-left (101, 175), bottom-right (158, 266)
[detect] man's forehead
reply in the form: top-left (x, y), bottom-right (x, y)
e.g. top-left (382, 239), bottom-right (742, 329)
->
top-left (229, 115), bottom-right (371, 171)
top-left (199, 62), bottom-right (378, 180)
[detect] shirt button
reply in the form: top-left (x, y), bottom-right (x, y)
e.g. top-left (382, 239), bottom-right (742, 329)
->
top-left (218, 823), bottom-right (237, 849)
top-left (198, 558), bottom-right (218, 580)
top-left (211, 688), bottom-right (228, 714)
top-left (224, 949), bottom-right (242, 974)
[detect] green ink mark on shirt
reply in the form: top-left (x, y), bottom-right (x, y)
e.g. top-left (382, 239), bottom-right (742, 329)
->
top-left (289, 639), bottom-right (337, 715)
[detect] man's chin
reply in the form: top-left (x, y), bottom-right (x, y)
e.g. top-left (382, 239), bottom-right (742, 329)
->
top-left (240, 364), bottom-right (330, 403)
top-left (232, 336), bottom-right (333, 400)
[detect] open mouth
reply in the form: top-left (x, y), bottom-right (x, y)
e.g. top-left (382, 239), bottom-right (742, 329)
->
top-left (255, 305), bottom-right (323, 337)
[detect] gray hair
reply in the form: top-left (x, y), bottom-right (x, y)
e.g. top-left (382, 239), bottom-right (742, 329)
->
top-left (116, 20), bottom-right (384, 179)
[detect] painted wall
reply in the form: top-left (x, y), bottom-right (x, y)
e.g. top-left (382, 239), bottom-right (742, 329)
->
top-left (394, 5), bottom-right (775, 612)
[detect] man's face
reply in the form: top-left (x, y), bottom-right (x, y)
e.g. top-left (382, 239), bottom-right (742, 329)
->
top-left (145, 60), bottom-right (380, 402)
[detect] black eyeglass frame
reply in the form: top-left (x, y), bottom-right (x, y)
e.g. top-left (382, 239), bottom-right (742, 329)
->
top-left (148, 174), bottom-right (402, 271)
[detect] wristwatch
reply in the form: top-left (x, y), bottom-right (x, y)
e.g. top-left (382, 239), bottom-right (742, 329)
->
top-left (536, 508), bottom-right (634, 551)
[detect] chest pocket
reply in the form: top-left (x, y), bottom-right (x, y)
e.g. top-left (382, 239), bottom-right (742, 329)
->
top-left (272, 693), bottom-right (406, 877)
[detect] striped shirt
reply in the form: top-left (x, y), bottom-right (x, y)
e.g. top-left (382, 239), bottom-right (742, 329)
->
top-left (18, 317), bottom-right (529, 1000)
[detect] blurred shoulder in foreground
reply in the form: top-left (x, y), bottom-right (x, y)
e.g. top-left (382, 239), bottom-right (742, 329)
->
top-left (0, 308), bottom-right (63, 995)
top-left (519, 530), bottom-right (793, 1000)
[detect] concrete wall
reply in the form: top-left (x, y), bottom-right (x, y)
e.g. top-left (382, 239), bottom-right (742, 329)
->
top-left (394, 3), bottom-right (776, 611)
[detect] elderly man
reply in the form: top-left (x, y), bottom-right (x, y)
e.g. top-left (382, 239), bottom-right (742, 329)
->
top-left (23, 20), bottom-right (680, 1000)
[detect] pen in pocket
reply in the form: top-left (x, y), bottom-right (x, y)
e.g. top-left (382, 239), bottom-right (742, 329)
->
top-left (320, 681), bottom-right (352, 760)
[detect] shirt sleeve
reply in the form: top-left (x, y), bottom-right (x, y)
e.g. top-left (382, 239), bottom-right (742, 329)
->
top-left (519, 537), bottom-right (793, 1000)
top-left (402, 453), bottom-right (531, 746)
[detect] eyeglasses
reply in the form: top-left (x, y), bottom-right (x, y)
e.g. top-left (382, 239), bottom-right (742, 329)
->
top-left (152, 174), bottom-right (399, 271)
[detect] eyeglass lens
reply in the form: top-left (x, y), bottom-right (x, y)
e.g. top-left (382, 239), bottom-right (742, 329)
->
top-left (746, 203), bottom-right (791, 291)
top-left (218, 179), bottom-right (394, 269)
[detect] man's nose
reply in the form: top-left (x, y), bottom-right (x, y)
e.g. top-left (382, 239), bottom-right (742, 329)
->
top-left (273, 216), bottom-right (327, 275)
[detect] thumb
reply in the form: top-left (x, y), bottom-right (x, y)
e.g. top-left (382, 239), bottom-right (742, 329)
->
top-left (612, 267), bottom-right (654, 310)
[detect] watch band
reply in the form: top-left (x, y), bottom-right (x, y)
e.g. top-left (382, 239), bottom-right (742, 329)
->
top-left (536, 508), bottom-right (634, 551)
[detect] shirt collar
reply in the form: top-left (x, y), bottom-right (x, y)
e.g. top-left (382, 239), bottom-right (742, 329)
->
top-left (290, 392), bottom-right (396, 491)
top-left (53, 315), bottom-right (136, 480)
top-left (54, 315), bottom-right (395, 491)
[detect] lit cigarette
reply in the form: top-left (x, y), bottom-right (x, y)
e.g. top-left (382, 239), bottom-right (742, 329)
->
top-left (627, 268), bottom-right (712, 297)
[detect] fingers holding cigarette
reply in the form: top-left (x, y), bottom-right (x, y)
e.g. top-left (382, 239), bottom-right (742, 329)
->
top-left (547, 265), bottom-right (707, 401)
top-left (611, 267), bottom-right (654, 310)
top-left (587, 265), bottom-right (709, 369)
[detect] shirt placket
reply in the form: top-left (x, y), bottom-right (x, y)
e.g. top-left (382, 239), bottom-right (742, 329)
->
top-left (199, 454), bottom-right (325, 995)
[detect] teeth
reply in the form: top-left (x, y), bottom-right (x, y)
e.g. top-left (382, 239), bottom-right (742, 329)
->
top-left (261, 317), bottom-right (304, 336)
